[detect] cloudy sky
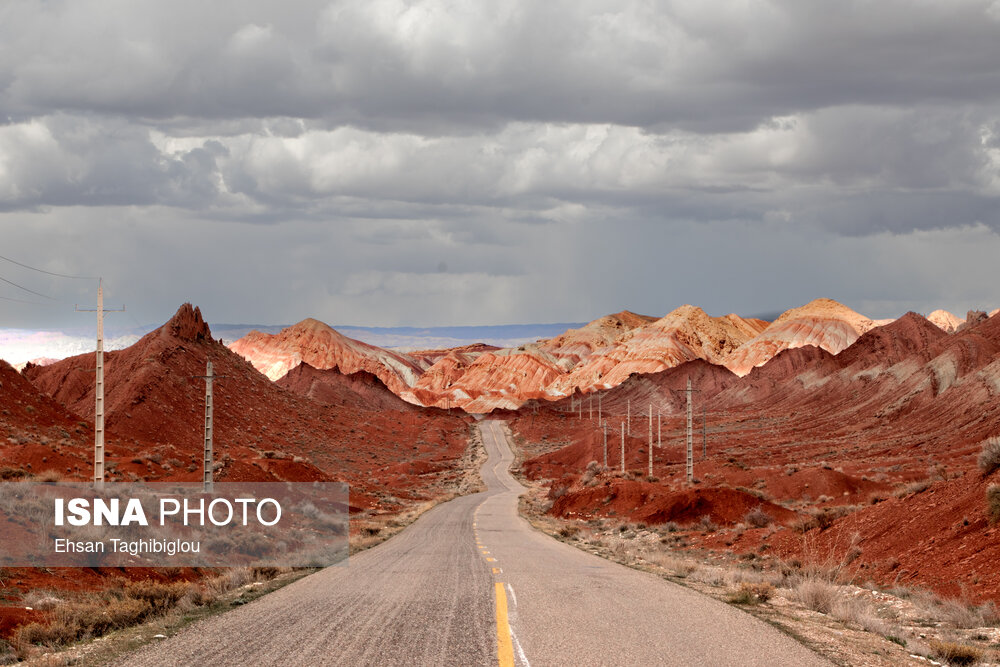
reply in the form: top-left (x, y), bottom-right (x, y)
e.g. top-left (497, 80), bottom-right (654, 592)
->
top-left (2, 0), bottom-right (999, 331)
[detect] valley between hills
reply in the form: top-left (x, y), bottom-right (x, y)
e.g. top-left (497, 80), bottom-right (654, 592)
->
top-left (3, 297), bottom-right (1000, 664)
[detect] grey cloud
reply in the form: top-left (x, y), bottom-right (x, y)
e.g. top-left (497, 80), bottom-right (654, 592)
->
top-left (0, 115), bottom-right (223, 209)
top-left (3, 1), bottom-right (1000, 333)
top-left (2, 1), bottom-right (999, 133)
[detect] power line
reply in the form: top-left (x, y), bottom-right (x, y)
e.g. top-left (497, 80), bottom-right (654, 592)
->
top-left (0, 293), bottom-right (47, 305)
top-left (0, 274), bottom-right (57, 300)
top-left (0, 254), bottom-right (96, 280)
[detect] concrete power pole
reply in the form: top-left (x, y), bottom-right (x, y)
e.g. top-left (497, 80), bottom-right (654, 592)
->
top-left (627, 399), bottom-right (631, 436)
top-left (648, 403), bottom-right (653, 478)
top-left (686, 377), bottom-right (694, 484)
top-left (589, 394), bottom-right (593, 421)
top-left (657, 409), bottom-right (662, 448)
top-left (602, 421), bottom-right (608, 469)
top-left (598, 393), bottom-right (602, 425)
top-left (76, 278), bottom-right (124, 489)
top-left (620, 422), bottom-right (625, 474)
top-left (202, 361), bottom-right (215, 492)
top-left (192, 360), bottom-right (226, 492)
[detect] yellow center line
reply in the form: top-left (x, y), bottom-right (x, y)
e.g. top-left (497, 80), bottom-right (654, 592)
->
top-left (492, 567), bottom-right (500, 574)
top-left (494, 582), bottom-right (514, 667)
top-left (486, 557), bottom-right (496, 562)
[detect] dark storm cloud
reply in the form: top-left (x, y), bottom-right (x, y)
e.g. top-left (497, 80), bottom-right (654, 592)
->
top-left (3, 1), bottom-right (999, 131)
top-left (2, 1), bottom-right (1000, 330)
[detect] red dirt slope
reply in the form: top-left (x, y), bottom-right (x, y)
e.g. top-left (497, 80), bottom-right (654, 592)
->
top-left (276, 362), bottom-right (419, 411)
top-left (0, 360), bottom-right (92, 479)
top-left (24, 304), bottom-right (472, 502)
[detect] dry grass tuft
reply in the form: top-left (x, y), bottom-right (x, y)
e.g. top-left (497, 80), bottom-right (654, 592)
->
top-left (986, 485), bottom-right (1000, 524)
top-left (794, 578), bottom-right (840, 614)
top-left (977, 436), bottom-right (1000, 476)
top-left (927, 639), bottom-right (984, 665)
top-left (727, 582), bottom-right (774, 605)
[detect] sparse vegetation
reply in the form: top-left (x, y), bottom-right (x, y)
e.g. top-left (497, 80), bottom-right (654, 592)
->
top-left (927, 639), bottom-right (984, 665)
top-left (11, 569), bottom-right (288, 659)
top-left (744, 506), bottom-right (773, 528)
top-left (977, 436), bottom-right (1000, 476)
top-left (727, 581), bottom-right (774, 605)
top-left (987, 485), bottom-right (1000, 524)
top-left (793, 578), bottom-right (840, 614)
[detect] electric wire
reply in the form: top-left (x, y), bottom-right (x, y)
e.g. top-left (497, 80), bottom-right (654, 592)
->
top-left (0, 254), bottom-right (96, 280)
top-left (0, 274), bottom-right (57, 300)
top-left (0, 294), bottom-right (46, 305)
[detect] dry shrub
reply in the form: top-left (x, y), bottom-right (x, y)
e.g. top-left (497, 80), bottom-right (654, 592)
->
top-left (794, 578), bottom-right (839, 614)
top-left (914, 592), bottom-right (998, 630)
top-left (641, 550), bottom-right (697, 577)
top-left (698, 515), bottom-right (718, 533)
top-left (15, 597), bottom-right (150, 647)
top-left (33, 469), bottom-right (62, 483)
top-left (124, 580), bottom-right (191, 615)
top-left (831, 596), bottom-right (895, 636)
top-left (928, 639), bottom-right (984, 665)
top-left (21, 591), bottom-right (61, 611)
top-left (728, 582), bottom-right (774, 605)
top-left (977, 436), bottom-right (1000, 475)
top-left (251, 566), bottom-right (284, 581)
top-left (744, 506), bottom-right (773, 528)
top-left (558, 524), bottom-right (580, 539)
top-left (986, 485), bottom-right (1000, 524)
top-left (894, 480), bottom-right (931, 498)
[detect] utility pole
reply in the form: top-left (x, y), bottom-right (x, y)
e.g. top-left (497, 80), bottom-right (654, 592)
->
top-left (686, 377), bottom-right (694, 484)
top-left (657, 408), bottom-right (661, 448)
top-left (589, 394), bottom-right (593, 421)
top-left (202, 361), bottom-right (215, 492)
top-left (620, 422), bottom-right (625, 474)
top-left (627, 399), bottom-right (631, 436)
top-left (578, 395), bottom-right (582, 420)
top-left (76, 278), bottom-right (125, 489)
top-left (671, 380), bottom-right (701, 485)
top-left (598, 393), bottom-right (602, 425)
top-left (648, 403), bottom-right (653, 478)
top-left (602, 421), bottom-right (608, 469)
top-left (192, 360), bottom-right (226, 492)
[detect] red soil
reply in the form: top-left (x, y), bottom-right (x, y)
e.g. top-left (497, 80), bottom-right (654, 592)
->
top-left (5, 304), bottom-right (474, 640)
top-left (550, 479), bottom-right (797, 527)
top-left (510, 311), bottom-right (1000, 603)
top-left (276, 362), bottom-right (419, 412)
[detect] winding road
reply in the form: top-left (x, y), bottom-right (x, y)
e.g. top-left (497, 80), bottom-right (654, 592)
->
top-left (118, 420), bottom-right (829, 666)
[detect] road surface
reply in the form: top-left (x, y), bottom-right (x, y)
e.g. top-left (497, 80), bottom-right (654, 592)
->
top-left (118, 420), bottom-right (829, 666)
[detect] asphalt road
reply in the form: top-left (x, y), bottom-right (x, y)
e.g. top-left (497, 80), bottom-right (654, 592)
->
top-left (118, 420), bottom-right (830, 666)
